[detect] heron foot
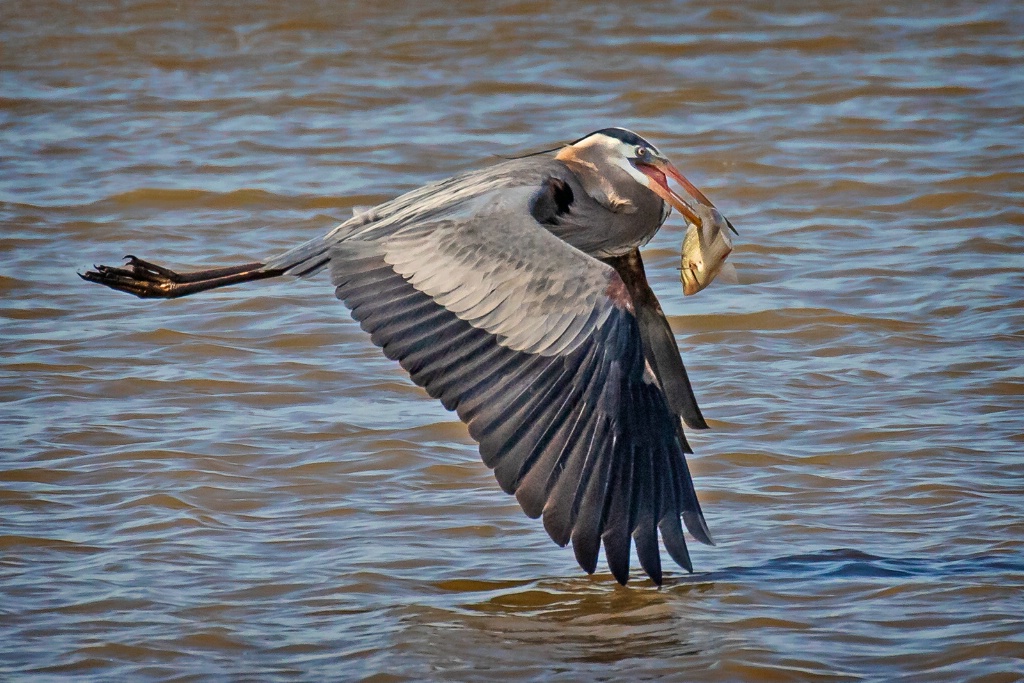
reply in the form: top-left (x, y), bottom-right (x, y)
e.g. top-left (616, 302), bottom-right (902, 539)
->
top-left (79, 256), bottom-right (284, 299)
top-left (79, 256), bottom-right (187, 298)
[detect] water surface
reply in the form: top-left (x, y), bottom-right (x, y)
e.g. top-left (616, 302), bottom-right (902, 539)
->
top-left (2, 1), bottom-right (1022, 680)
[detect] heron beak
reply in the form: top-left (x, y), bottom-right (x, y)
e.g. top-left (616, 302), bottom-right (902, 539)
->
top-left (636, 159), bottom-right (738, 235)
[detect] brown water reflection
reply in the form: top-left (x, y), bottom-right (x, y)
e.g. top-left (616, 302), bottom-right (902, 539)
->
top-left (2, 0), bottom-right (1023, 680)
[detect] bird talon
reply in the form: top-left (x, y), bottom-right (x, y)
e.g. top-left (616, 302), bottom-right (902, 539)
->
top-left (122, 256), bottom-right (183, 282)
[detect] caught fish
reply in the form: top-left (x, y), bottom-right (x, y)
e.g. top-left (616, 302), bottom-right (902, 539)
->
top-left (680, 206), bottom-right (736, 296)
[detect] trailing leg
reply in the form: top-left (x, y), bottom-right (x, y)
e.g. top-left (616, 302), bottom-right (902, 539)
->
top-left (79, 255), bottom-right (286, 299)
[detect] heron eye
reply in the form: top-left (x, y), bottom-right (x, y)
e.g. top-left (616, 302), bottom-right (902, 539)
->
top-left (635, 146), bottom-right (650, 159)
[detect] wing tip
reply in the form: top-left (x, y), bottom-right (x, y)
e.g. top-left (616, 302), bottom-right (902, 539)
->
top-left (573, 535), bottom-right (601, 575)
top-left (684, 510), bottom-right (715, 547)
top-left (682, 412), bottom-right (710, 431)
top-left (602, 528), bottom-right (632, 586)
top-left (635, 526), bottom-right (664, 586)
top-left (659, 516), bottom-right (694, 573)
top-left (542, 505), bottom-right (573, 548)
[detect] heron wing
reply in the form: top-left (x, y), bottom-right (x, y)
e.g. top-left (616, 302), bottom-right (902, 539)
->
top-left (329, 184), bottom-right (710, 585)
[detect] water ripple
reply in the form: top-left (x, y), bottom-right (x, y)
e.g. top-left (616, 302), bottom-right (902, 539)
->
top-left (2, 1), bottom-right (1022, 680)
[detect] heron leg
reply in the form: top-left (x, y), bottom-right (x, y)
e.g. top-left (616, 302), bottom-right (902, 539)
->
top-left (79, 255), bottom-right (286, 299)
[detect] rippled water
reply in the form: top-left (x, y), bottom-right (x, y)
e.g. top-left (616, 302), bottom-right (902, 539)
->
top-left (3, 1), bottom-right (1023, 680)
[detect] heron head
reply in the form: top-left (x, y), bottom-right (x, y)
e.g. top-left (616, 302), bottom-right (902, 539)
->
top-left (557, 127), bottom-right (736, 233)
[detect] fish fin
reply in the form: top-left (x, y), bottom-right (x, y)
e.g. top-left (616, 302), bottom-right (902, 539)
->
top-left (717, 262), bottom-right (739, 285)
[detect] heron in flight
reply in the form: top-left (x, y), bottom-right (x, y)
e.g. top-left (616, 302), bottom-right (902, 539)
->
top-left (82, 127), bottom-right (734, 585)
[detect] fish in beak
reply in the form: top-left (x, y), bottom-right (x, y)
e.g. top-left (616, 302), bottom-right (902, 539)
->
top-left (630, 155), bottom-right (738, 295)
top-left (680, 205), bottom-right (735, 296)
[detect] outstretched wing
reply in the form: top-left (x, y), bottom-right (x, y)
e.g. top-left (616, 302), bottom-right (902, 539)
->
top-left (330, 184), bottom-right (711, 585)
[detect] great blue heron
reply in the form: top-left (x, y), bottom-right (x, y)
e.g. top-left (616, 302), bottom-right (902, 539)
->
top-left (81, 127), bottom-right (734, 585)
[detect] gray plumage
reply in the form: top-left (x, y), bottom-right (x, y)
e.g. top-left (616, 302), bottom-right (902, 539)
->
top-left (80, 128), bottom-right (726, 585)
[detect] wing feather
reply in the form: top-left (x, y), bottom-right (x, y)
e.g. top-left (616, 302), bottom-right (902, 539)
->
top-left (517, 375), bottom-right (600, 522)
top-left (541, 389), bottom-right (607, 546)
